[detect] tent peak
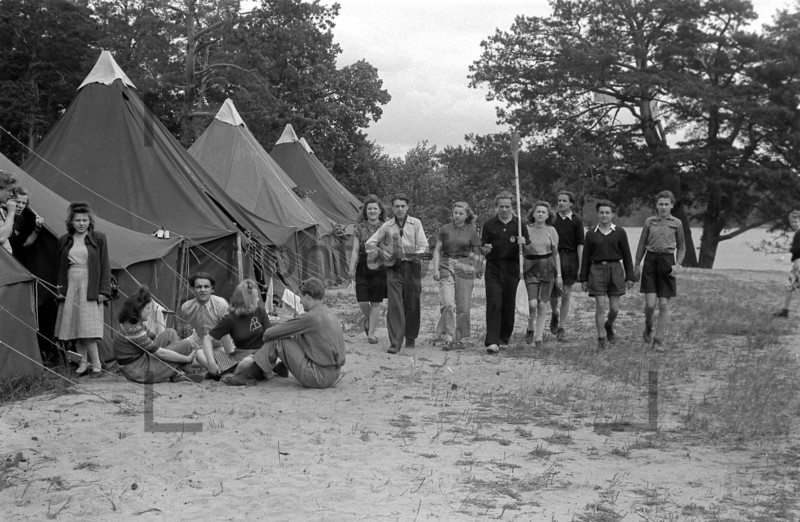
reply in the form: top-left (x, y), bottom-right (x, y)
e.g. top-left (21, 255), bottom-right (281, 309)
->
top-left (78, 50), bottom-right (136, 90)
top-left (276, 124), bottom-right (300, 145)
top-left (215, 99), bottom-right (246, 127)
top-left (299, 137), bottom-right (314, 154)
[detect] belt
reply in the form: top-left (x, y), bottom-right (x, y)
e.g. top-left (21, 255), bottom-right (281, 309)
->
top-left (443, 254), bottom-right (470, 259)
top-left (647, 250), bottom-right (674, 256)
top-left (525, 253), bottom-right (552, 260)
top-left (592, 260), bottom-right (620, 266)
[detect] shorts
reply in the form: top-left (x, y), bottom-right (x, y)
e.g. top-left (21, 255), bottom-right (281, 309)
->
top-left (526, 278), bottom-right (555, 302)
top-left (787, 259), bottom-right (800, 292)
top-left (524, 256), bottom-right (555, 301)
top-left (640, 252), bottom-right (676, 298)
top-left (355, 257), bottom-right (388, 303)
top-left (587, 262), bottom-right (626, 297)
top-left (559, 251), bottom-right (580, 286)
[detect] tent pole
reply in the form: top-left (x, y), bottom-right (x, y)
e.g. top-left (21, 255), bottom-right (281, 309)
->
top-left (236, 233), bottom-right (244, 281)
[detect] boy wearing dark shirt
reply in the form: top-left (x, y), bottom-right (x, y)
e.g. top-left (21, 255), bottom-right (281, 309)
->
top-left (579, 201), bottom-right (635, 350)
top-left (549, 190), bottom-right (585, 341)
top-left (481, 191), bottom-right (530, 353)
top-left (774, 210), bottom-right (800, 318)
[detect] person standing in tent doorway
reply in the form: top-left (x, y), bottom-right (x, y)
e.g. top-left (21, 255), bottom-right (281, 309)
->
top-left (549, 190), bottom-right (584, 341)
top-left (579, 200), bottom-right (635, 351)
top-left (773, 210), bottom-right (800, 318)
top-left (366, 193), bottom-right (428, 354)
top-left (10, 187), bottom-right (45, 268)
top-left (0, 170), bottom-right (18, 255)
top-left (482, 191), bottom-right (530, 354)
top-left (176, 272), bottom-right (234, 356)
top-left (634, 190), bottom-right (686, 352)
top-left (432, 201), bottom-right (483, 350)
top-left (348, 194), bottom-right (387, 344)
top-left (54, 201), bottom-right (112, 377)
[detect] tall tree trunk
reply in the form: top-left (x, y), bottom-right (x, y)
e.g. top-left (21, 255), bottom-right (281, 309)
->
top-left (698, 216), bottom-right (725, 268)
top-left (697, 182), bottom-right (725, 268)
top-left (180, 0), bottom-right (197, 148)
top-left (662, 162), bottom-right (698, 267)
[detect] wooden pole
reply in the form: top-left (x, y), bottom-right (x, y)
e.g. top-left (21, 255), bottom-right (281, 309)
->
top-left (648, 370), bottom-right (659, 431)
top-left (510, 130), bottom-right (524, 279)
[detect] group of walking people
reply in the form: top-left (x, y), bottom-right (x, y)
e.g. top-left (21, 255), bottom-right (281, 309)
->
top-left (348, 189), bottom-right (688, 353)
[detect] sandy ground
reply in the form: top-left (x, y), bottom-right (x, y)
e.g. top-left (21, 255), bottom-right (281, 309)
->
top-left (1, 269), bottom-right (798, 521)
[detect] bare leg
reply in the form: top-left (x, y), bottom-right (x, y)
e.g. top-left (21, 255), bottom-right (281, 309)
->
top-left (527, 299), bottom-right (537, 332)
top-left (594, 296), bottom-right (606, 338)
top-left (783, 290), bottom-right (793, 310)
top-left (654, 297), bottom-right (671, 340)
top-left (358, 301), bottom-right (371, 335)
top-left (81, 339), bottom-right (101, 372)
top-left (643, 293), bottom-right (657, 341)
top-left (368, 302), bottom-right (382, 338)
top-left (534, 300), bottom-right (548, 341)
top-left (560, 285), bottom-right (573, 327)
top-left (76, 343), bottom-right (89, 372)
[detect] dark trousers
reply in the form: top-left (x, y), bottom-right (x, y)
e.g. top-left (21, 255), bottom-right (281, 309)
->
top-left (387, 261), bottom-right (421, 349)
top-left (485, 260), bottom-right (520, 346)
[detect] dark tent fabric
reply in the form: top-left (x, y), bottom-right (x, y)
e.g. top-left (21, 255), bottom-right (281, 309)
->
top-left (271, 124), bottom-right (361, 225)
top-left (21, 51), bottom-right (292, 251)
top-left (189, 100), bottom-right (346, 283)
top-left (1, 151), bottom-right (183, 363)
top-left (0, 252), bottom-right (41, 381)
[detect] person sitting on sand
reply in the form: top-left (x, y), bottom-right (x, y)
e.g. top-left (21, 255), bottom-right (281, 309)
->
top-left (773, 210), bottom-right (800, 318)
top-left (222, 278), bottom-right (345, 389)
top-left (578, 200), bottom-right (635, 351)
top-left (199, 279), bottom-right (272, 379)
top-left (176, 272), bottom-right (234, 354)
top-left (114, 287), bottom-right (202, 383)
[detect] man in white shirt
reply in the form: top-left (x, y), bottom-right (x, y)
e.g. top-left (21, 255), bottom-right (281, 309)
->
top-left (366, 194), bottom-right (428, 354)
top-left (176, 272), bottom-right (233, 358)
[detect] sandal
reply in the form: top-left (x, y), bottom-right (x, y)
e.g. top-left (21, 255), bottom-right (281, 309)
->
top-left (368, 336), bottom-right (378, 344)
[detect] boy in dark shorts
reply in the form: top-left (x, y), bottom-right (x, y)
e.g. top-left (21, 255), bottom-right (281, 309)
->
top-left (579, 201), bottom-right (635, 350)
top-left (549, 190), bottom-right (584, 341)
top-left (773, 210), bottom-right (800, 318)
top-left (634, 190), bottom-right (686, 352)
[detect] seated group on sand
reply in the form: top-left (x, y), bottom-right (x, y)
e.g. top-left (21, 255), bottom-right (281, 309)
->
top-left (112, 273), bottom-right (345, 388)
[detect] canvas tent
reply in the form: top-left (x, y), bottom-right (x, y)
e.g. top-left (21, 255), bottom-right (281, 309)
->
top-left (21, 51), bottom-right (293, 297)
top-left (0, 252), bottom-right (41, 381)
top-left (270, 124), bottom-right (361, 225)
top-left (1, 151), bottom-right (182, 364)
top-left (189, 100), bottom-right (346, 282)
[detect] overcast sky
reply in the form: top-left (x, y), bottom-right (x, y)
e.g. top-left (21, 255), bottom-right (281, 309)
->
top-left (328, 0), bottom-right (792, 158)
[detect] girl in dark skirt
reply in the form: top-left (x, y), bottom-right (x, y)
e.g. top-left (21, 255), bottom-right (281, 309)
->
top-left (348, 194), bottom-right (387, 344)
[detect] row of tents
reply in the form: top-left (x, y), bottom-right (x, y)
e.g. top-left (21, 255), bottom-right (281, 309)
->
top-left (0, 51), bottom-right (362, 382)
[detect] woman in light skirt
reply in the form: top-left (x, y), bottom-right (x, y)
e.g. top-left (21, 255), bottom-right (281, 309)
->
top-left (55, 202), bottom-right (111, 377)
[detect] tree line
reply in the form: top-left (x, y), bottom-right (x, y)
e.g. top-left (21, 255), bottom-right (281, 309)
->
top-left (1, 0), bottom-right (798, 268)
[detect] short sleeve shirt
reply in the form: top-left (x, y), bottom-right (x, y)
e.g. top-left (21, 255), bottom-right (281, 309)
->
top-left (438, 223), bottom-right (481, 257)
top-left (354, 221), bottom-right (383, 255)
top-left (208, 306), bottom-right (271, 350)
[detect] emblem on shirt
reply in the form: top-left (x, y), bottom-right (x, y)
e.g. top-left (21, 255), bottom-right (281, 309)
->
top-left (250, 317), bottom-right (262, 332)
top-left (510, 236), bottom-right (516, 243)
